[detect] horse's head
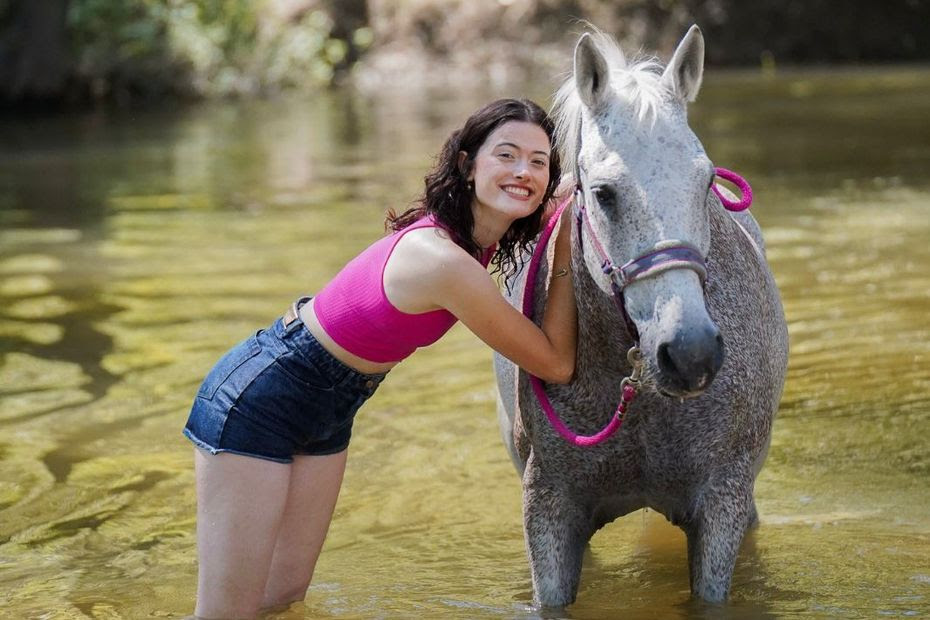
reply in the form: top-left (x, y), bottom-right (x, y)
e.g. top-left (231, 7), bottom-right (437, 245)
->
top-left (554, 26), bottom-right (723, 398)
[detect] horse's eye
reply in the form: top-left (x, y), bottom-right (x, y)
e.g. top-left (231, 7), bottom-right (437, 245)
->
top-left (592, 184), bottom-right (618, 209)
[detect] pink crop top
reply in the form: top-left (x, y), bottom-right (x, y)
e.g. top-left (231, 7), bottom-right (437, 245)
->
top-left (313, 217), bottom-right (495, 363)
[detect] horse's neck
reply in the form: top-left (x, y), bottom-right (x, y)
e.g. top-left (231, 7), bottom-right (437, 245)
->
top-left (708, 202), bottom-right (765, 272)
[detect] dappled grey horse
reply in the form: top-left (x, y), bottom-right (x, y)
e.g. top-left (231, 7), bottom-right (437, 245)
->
top-left (494, 26), bottom-right (788, 606)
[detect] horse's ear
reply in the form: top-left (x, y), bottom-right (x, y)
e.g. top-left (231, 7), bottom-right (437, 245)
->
top-left (574, 33), bottom-right (610, 110)
top-left (662, 25), bottom-right (705, 102)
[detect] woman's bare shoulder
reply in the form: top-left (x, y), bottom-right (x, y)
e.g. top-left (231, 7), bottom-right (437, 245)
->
top-left (386, 226), bottom-right (485, 296)
top-left (384, 225), bottom-right (488, 312)
top-left (393, 226), bottom-right (472, 267)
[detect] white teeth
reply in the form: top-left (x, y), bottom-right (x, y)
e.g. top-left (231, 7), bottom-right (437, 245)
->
top-left (504, 186), bottom-right (530, 197)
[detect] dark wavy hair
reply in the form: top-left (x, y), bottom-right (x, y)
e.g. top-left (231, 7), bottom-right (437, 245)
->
top-left (386, 98), bottom-right (562, 286)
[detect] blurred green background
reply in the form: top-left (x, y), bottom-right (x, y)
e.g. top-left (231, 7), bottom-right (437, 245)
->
top-left (3, 0), bottom-right (930, 105)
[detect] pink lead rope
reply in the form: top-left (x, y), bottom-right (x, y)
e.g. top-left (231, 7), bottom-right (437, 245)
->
top-left (522, 167), bottom-right (753, 447)
top-left (523, 196), bottom-right (620, 446)
top-left (522, 197), bottom-right (638, 447)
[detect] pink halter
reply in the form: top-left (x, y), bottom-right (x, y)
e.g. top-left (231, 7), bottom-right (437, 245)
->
top-left (521, 167), bottom-right (753, 447)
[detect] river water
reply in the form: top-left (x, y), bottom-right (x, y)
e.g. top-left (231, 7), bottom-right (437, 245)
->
top-left (1, 67), bottom-right (928, 618)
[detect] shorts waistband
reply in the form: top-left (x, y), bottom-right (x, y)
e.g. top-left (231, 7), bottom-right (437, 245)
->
top-left (276, 295), bottom-right (387, 389)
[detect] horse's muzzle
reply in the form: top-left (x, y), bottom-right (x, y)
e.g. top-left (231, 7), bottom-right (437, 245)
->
top-left (656, 324), bottom-right (724, 396)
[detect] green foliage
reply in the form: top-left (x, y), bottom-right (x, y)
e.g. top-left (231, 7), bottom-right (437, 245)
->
top-left (68, 0), bottom-right (165, 63)
top-left (56, 0), bottom-right (930, 104)
top-left (66, 0), bottom-right (362, 100)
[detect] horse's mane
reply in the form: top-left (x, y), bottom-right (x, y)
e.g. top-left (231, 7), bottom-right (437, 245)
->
top-left (552, 28), bottom-right (666, 178)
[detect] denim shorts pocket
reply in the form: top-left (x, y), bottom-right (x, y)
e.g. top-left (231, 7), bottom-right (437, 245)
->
top-left (197, 337), bottom-right (263, 400)
top-left (273, 349), bottom-right (340, 391)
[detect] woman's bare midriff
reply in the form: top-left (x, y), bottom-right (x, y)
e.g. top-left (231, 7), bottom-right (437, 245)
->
top-left (299, 298), bottom-right (399, 375)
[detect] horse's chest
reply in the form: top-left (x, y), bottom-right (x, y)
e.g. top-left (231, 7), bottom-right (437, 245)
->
top-left (531, 398), bottom-right (725, 494)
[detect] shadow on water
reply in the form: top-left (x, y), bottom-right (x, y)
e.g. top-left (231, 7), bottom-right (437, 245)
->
top-left (1, 112), bottom-right (126, 421)
top-left (486, 513), bottom-right (796, 620)
top-left (9, 470), bottom-right (174, 549)
top-left (0, 298), bottom-right (122, 419)
top-left (39, 407), bottom-right (176, 482)
top-left (577, 515), bottom-right (805, 620)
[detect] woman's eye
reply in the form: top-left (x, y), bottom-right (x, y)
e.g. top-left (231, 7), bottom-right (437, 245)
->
top-left (592, 185), bottom-right (618, 209)
top-left (532, 159), bottom-right (547, 167)
top-left (497, 152), bottom-right (515, 160)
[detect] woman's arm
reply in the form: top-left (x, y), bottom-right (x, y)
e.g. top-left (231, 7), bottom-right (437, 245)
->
top-left (425, 209), bottom-right (577, 384)
top-left (538, 207), bottom-right (577, 380)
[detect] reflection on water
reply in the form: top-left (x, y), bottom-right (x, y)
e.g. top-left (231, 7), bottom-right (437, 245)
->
top-left (1, 69), bottom-right (929, 618)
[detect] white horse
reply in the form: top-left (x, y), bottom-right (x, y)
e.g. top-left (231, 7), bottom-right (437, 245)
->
top-left (495, 25), bottom-right (788, 606)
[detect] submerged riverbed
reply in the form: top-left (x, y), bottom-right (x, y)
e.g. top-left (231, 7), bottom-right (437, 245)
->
top-left (1, 66), bottom-right (929, 618)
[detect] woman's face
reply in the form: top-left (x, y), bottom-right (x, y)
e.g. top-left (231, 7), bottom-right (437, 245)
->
top-left (465, 120), bottom-right (551, 222)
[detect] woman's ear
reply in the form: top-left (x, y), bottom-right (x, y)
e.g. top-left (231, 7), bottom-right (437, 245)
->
top-left (458, 150), bottom-right (472, 180)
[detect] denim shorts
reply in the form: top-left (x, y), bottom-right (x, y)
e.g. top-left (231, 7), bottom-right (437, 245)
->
top-left (183, 298), bottom-right (386, 463)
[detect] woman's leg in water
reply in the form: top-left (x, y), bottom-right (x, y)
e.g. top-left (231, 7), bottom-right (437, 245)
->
top-left (261, 450), bottom-right (349, 609)
top-left (193, 449), bottom-right (291, 619)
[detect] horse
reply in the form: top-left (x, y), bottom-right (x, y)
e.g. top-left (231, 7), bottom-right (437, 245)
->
top-left (494, 25), bottom-right (789, 607)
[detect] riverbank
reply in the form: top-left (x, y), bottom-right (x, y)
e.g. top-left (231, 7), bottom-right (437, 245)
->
top-left (3, 0), bottom-right (930, 108)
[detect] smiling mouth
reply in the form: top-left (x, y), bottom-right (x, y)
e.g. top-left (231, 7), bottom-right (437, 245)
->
top-left (502, 185), bottom-right (531, 198)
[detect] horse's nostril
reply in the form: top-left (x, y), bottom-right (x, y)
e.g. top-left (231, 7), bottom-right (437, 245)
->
top-left (657, 341), bottom-right (676, 376)
top-left (657, 328), bottom-right (724, 394)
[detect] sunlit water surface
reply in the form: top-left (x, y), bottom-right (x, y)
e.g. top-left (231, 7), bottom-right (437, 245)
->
top-left (1, 67), bottom-right (929, 618)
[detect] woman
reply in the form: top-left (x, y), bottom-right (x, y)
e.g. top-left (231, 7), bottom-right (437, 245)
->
top-left (184, 98), bottom-right (576, 619)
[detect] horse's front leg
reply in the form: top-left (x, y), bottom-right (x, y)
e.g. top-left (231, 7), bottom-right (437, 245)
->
top-left (684, 475), bottom-right (756, 602)
top-left (523, 454), bottom-right (592, 608)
